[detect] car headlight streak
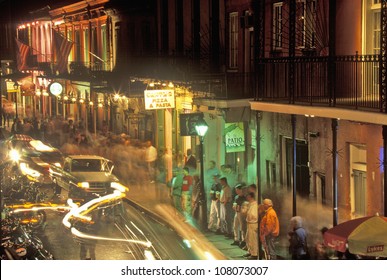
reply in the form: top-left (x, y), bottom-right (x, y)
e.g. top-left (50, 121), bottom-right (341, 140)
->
top-left (19, 162), bottom-right (41, 178)
top-left (63, 189), bottom-right (152, 248)
top-left (110, 182), bottom-right (128, 192)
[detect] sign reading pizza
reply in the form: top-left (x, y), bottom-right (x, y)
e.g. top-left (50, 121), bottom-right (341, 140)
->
top-left (144, 90), bottom-right (175, 110)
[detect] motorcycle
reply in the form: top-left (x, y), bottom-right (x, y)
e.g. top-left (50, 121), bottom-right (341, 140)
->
top-left (5, 204), bottom-right (47, 231)
top-left (0, 214), bottom-right (53, 260)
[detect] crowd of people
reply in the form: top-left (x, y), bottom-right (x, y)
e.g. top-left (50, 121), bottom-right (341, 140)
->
top-left (166, 159), bottom-right (283, 260)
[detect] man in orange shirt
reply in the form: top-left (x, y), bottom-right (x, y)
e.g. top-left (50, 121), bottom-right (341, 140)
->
top-left (260, 198), bottom-right (280, 260)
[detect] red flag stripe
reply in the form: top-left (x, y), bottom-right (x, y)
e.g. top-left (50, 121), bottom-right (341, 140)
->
top-left (15, 38), bottom-right (30, 71)
top-left (53, 30), bottom-right (73, 74)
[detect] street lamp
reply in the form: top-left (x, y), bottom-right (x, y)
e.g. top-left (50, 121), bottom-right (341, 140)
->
top-left (13, 82), bottom-right (19, 119)
top-left (195, 118), bottom-right (209, 231)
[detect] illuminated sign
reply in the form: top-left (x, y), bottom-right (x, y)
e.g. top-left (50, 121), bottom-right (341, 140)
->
top-left (49, 82), bottom-right (63, 96)
top-left (6, 81), bottom-right (18, 92)
top-left (179, 113), bottom-right (204, 136)
top-left (225, 122), bottom-right (245, 153)
top-left (144, 90), bottom-right (175, 110)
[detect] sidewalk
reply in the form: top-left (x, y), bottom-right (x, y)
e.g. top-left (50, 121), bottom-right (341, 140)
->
top-left (125, 182), bottom-right (289, 260)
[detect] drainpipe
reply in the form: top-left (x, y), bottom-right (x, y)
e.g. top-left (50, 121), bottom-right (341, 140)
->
top-left (255, 111), bottom-right (262, 260)
top-left (332, 119), bottom-right (338, 226)
top-left (256, 111), bottom-right (262, 203)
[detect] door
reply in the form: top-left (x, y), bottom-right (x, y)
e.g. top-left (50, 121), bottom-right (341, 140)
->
top-left (353, 169), bottom-right (367, 216)
top-left (285, 138), bottom-right (310, 197)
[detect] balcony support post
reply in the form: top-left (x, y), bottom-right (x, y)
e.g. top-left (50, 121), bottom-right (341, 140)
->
top-left (332, 118), bottom-right (338, 226)
top-left (383, 126), bottom-right (387, 217)
top-left (292, 114), bottom-right (297, 217)
top-left (255, 111), bottom-right (263, 260)
top-left (380, 0), bottom-right (387, 112)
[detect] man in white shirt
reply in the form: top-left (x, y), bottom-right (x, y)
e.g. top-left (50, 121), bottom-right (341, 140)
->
top-left (244, 192), bottom-right (258, 260)
top-left (219, 177), bottom-right (233, 237)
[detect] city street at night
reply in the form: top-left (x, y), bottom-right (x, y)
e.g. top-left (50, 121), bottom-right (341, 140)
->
top-left (1, 0), bottom-right (387, 269)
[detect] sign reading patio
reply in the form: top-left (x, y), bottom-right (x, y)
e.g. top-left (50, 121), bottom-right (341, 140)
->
top-left (144, 89), bottom-right (175, 110)
top-left (225, 122), bottom-right (245, 153)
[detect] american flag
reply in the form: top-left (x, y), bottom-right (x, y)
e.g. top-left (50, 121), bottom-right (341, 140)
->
top-left (15, 38), bottom-right (30, 71)
top-left (53, 30), bottom-right (73, 74)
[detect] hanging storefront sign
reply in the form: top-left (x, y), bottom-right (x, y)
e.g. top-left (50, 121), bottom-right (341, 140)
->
top-left (6, 81), bottom-right (18, 93)
top-left (179, 112), bottom-right (204, 136)
top-left (225, 122), bottom-right (245, 153)
top-left (144, 89), bottom-right (175, 110)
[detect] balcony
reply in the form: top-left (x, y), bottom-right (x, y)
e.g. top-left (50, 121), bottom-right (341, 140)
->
top-left (257, 54), bottom-right (382, 112)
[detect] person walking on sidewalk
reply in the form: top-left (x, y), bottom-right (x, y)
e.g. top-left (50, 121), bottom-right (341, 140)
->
top-left (168, 168), bottom-right (184, 214)
top-left (144, 140), bottom-right (158, 183)
top-left (288, 216), bottom-right (310, 260)
top-left (260, 198), bottom-right (280, 260)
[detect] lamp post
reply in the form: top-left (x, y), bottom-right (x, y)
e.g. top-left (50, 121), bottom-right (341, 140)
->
top-left (13, 82), bottom-right (19, 119)
top-left (195, 118), bottom-right (209, 231)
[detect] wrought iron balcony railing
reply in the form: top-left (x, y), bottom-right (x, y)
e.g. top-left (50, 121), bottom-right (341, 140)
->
top-left (257, 54), bottom-right (382, 112)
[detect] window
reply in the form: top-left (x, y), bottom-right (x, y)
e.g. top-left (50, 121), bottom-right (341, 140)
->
top-left (273, 2), bottom-right (283, 49)
top-left (363, 0), bottom-right (381, 54)
top-left (373, 10), bottom-right (381, 54)
top-left (67, 29), bottom-right (73, 61)
top-left (296, 0), bottom-right (317, 48)
top-left (315, 173), bottom-right (326, 205)
top-left (101, 25), bottom-right (108, 70)
top-left (362, 0), bottom-right (381, 94)
top-left (229, 12), bottom-right (238, 69)
top-left (91, 25), bottom-right (98, 61)
top-left (74, 27), bottom-right (81, 61)
top-left (296, 0), bottom-right (306, 47)
top-left (83, 27), bottom-right (89, 64)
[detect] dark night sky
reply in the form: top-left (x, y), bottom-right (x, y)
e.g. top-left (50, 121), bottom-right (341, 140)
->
top-left (0, 0), bottom-right (79, 23)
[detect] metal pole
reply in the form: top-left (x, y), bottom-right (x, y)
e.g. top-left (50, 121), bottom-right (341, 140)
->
top-left (292, 114), bottom-right (297, 216)
top-left (198, 137), bottom-right (207, 230)
top-left (255, 111), bottom-right (262, 260)
top-left (332, 118), bottom-right (338, 226)
top-left (383, 125), bottom-right (387, 217)
top-left (15, 90), bottom-right (18, 120)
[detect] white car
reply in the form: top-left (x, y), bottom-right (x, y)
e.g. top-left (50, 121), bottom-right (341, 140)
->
top-left (50, 155), bottom-right (127, 202)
